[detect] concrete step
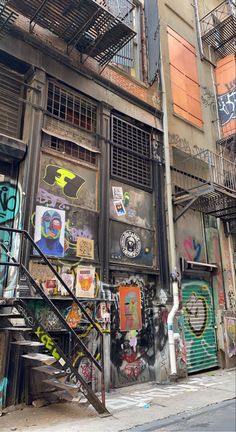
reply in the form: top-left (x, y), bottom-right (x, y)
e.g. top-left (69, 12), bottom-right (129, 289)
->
top-left (11, 340), bottom-right (44, 347)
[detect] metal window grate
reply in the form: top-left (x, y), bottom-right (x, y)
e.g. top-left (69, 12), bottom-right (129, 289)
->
top-left (43, 135), bottom-right (97, 166)
top-left (0, 65), bottom-right (24, 138)
top-left (47, 82), bottom-right (97, 133)
top-left (111, 115), bottom-right (152, 189)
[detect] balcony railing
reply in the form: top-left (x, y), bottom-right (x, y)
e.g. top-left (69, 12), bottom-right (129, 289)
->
top-left (200, 0), bottom-right (236, 57)
top-left (172, 150), bottom-right (236, 220)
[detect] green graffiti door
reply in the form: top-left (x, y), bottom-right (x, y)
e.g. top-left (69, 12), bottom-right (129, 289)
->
top-left (182, 280), bottom-right (218, 373)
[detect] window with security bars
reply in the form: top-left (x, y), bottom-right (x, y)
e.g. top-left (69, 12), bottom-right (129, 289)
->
top-left (47, 82), bottom-right (97, 133)
top-left (111, 115), bottom-right (152, 189)
top-left (43, 135), bottom-right (97, 166)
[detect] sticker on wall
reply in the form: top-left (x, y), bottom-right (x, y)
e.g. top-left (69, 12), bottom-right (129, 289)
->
top-left (119, 286), bottom-right (142, 332)
top-left (112, 186), bottom-right (123, 200)
top-left (34, 206), bottom-right (65, 257)
top-left (120, 230), bottom-right (141, 258)
top-left (76, 237), bottom-right (94, 260)
top-left (113, 199), bottom-right (126, 216)
top-left (58, 272), bottom-right (74, 296)
top-left (76, 266), bottom-right (95, 298)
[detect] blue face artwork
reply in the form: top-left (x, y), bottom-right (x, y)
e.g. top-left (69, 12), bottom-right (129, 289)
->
top-left (36, 210), bottom-right (64, 257)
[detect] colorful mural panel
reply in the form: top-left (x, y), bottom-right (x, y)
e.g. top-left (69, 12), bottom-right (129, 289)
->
top-left (119, 286), bottom-right (142, 332)
top-left (182, 280), bottom-right (218, 373)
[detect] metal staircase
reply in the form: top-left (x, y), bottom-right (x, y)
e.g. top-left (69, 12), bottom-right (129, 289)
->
top-left (0, 226), bottom-right (109, 415)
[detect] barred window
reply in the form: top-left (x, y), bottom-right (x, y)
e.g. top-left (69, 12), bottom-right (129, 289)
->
top-left (43, 135), bottom-right (97, 166)
top-left (47, 82), bottom-right (97, 133)
top-left (111, 115), bottom-right (152, 190)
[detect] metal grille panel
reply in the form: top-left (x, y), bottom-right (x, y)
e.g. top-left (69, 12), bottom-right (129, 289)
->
top-left (0, 65), bottom-right (23, 138)
top-left (182, 280), bottom-right (218, 374)
top-left (43, 135), bottom-right (97, 166)
top-left (47, 82), bottom-right (97, 134)
top-left (111, 115), bottom-right (152, 190)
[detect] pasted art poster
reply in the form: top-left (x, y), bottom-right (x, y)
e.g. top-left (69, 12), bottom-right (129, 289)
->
top-left (76, 266), bottom-right (95, 298)
top-left (34, 206), bottom-right (65, 257)
top-left (76, 237), bottom-right (94, 260)
top-left (224, 317), bottom-right (236, 358)
top-left (119, 286), bottom-right (142, 332)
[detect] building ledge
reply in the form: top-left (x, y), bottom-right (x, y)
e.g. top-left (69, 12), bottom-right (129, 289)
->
top-left (0, 133), bottom-right (27, 162)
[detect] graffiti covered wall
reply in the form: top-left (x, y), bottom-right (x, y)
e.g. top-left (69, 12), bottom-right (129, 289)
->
top-left (0, 180), bottom-right (21, 298)
top-left (216, 54), bottom-right (236, 138)
top-left (110, 273), bottom-right (169, 387)
top-left (175, 209), bottom-right (206, 263)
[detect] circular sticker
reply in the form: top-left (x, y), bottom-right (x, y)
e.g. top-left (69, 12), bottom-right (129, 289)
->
top-left (120, 230), bottom-right (141, 258)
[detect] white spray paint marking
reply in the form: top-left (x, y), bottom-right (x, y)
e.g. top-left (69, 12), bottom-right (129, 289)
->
top-left (105, 377), bottom-right (228, 411)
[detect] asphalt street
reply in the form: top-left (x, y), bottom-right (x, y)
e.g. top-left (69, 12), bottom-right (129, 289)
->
top-left (130, 398), bottom-right (236, 432)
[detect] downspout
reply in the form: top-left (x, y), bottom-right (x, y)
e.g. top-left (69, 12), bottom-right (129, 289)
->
top-left (160, 49), bottom-right (179, 377)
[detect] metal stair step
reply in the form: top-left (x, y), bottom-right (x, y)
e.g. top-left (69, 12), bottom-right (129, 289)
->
top-left (1, 327), bottom-right (32, 331)
top-left (22, 353), bottom-right (57, 365)
top-left (32, 365), bottom-right (67, 377)
top-left (0, 314), bottom-right (22, 318)
top-left (11, 341), bottom-right (44, 346)
top-left (43, 379), bottom-right (81, 395)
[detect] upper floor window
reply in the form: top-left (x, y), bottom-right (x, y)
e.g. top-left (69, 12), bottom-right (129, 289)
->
top-left (106, 0), bottom-right (142, 80)
top-left (167, 27), bottom-right (203, 128)
top-left (47, 82), bottom-right (97, 133)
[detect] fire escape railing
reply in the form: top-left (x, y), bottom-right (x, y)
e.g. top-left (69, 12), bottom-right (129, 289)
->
top-left (200, 0), bottom-right (236, 36)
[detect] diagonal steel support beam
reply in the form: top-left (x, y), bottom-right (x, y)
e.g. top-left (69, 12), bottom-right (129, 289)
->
top-left (174, 197), bottom-right (198, 223)
top-left (29, 0), bottom-right (49, 31)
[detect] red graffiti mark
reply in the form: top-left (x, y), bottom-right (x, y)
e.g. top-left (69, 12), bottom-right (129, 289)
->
top-left (219, 291), bottom-right (225, 306)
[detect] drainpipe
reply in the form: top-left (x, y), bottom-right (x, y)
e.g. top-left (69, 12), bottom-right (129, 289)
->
top-left (160, 49), bottom-right (179, 378)
top-left (193, 0), bottom-right (204, 60)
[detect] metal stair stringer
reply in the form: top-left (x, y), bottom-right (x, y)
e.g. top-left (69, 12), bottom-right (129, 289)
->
top-left (14, 297), bottom-right (109, 415)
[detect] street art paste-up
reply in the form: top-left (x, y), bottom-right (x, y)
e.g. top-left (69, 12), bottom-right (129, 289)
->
top-left (0, 182), bottom-right (20, 224)
top-left (182, 280), bottom-right (218, 373)
top-left (58, 271), bottom-right (74, 296)
top-left (113, 199), bottom-right (126, 216)
top-left (224, 317), bottom-right (236, 358)
top-left (76, 237), bottom-right (94, 260)
top-left (120, 230), bottom-right (142, 259)
top-left (43, 165), bottom-right (85, 199)
top-left (65, 303), bottom-right (81, 328)
top-left (34, 206), bottom-right (65, 258)
top-left (119, 286), bottom-right (142, 332)
top-left (112, 186), bottom-right (123, 200)
top-left (76, 266), bottom-right (95, 298)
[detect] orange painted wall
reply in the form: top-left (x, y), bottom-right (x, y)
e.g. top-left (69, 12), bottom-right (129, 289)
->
top-left (215, 54), bottom-right (236, 137)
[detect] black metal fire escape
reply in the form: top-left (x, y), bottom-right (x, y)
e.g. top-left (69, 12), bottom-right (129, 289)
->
top-left (7, 0), bottom-right (136, 67)
top-left (200, 0), bottom-right (236, 57)
top-left (0, 226), bottom-right (109, 415)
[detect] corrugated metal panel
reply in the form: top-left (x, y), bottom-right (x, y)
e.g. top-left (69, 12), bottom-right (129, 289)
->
top-left (145, 0), bottom-right (160, 84)
top-left (0, 65), bottom-right (23, 138)
top-left (182, 280), bottom-right (218, 373)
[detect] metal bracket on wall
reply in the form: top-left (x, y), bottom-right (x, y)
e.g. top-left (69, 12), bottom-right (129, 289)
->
top-left (174, 196), bottom-right (198, 223)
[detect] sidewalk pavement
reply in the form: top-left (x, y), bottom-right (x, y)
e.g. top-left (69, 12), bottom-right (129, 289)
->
top-left (0, 368), bottom-right (235, 432)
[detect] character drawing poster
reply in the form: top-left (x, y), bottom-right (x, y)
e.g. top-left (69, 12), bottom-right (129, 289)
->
top-left (119, 286), bottom-right (142, 332)
top-left (76, 266), bottom-right (95, 298)
top-left (34, 205), bottom-right (65, 257)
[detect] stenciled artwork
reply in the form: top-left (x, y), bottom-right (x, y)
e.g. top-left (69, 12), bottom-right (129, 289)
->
top-left (120, 230), bottom-right (142, 259)
top-left (119, 286), bottom-right (142, 332)
top-left (76, 237), bottom-right (94, 260)
top-left (224, 317), bottom-right (236, 358)
top-left (34, 206), bottom-right (65, 257)
top-left (76, 266), bottom-right (95, 298)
